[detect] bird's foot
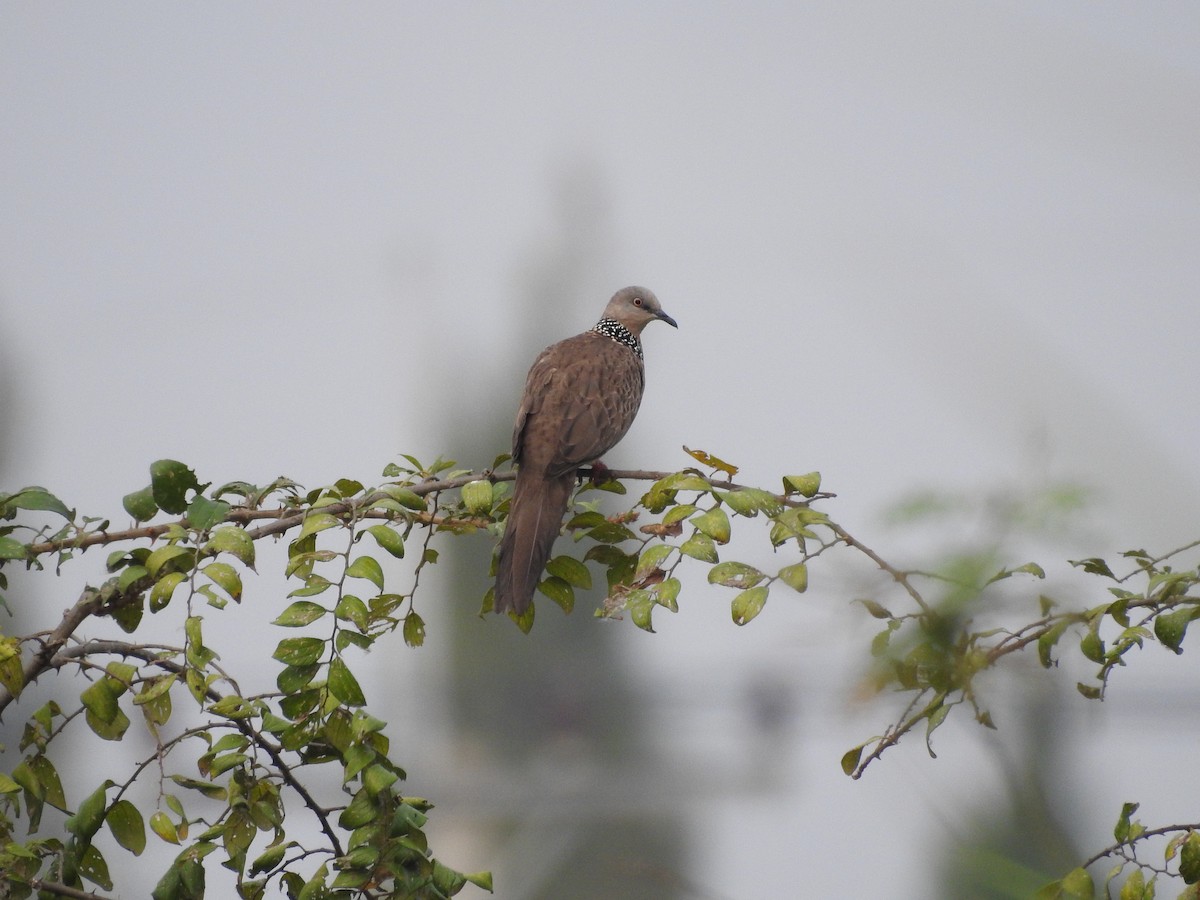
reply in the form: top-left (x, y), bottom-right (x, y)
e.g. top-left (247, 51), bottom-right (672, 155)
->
top-left (584, 460), bottom-right (615, 485)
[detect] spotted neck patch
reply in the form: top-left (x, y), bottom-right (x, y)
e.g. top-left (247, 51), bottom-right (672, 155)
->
top-left (591, 317), bottom-right (643, 360)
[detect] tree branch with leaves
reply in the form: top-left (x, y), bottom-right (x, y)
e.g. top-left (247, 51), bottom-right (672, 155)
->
top-left (0, 449), bottom-right (1197, 899)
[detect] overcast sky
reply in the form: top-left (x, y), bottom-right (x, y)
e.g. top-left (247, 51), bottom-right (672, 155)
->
top-left (2, 4), bottom-right (1199, 897)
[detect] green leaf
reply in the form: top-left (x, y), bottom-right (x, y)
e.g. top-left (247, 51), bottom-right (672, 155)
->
top-left (67, 780), bottom-right (113, 841)
top-left (509, 600), bottom-right (535, 634)
top-left (1155, 606), bottom-right (1199, 654)
top-left (0, 535), bottom-right (26, 559)
top-left (364, 524), bottom-right (405, 558)
top-left (1116, 868), bottom-right (1144, 900)
top-left (1182, 832), bottom-right (1200, 884)
top-left (362, 763), bottom-right (398, 796)
top-left (81, 678), bottom-right (121, 724)
top-left (1076, 682), bottom-right (1102, 700)
top-left (186, 495), bottom-right (230, 532)
top-left (0, 635), bottom-right (24, 696)
top-left (655, 577), bottom-right (682, 612)
top-left (465, 871), bottom-right (495, 891)
top-left (691, 507), bottom-right (731, 544)
top-left (330, 869), bottom-right (371, 890)
top-left (731, 585), bottom-right (769, 626)
top-left (1038, 619), bottom-right (1072, 668)
top-left (663, 503), bottom-right (698, 525)
top-left (146, 545), bottom-right (193, 578)
top-left (7, 487), bottom-right (73, 519)
top-left (208, 695), bottom-right (253, 719)
top-left (150, 459), bottom-right (202, 515)
top-left (634, 544), bottom-right (673, 581)
top-left (339, 790), bottom-right (378, 829)
top-left (1113, 801), bottom-right (1140, 843)
top-left (273, 637), bottom-right (325, 666)
top-left (654, 472), bottom-right (711, 493)
top-left (149, 810), bottom-right (180, 845)
top-left (841, 742), bottom-right (868, 776)
top-left (626, 589), bottom-right (656, 632)
top-left (431, 860), bottom-right (467, 894)
top-left (925, 699), bottom-right (950, 756)
top-left (170, 775), bottom-right (227, 800)
top-left (707, 561), bottom-right (765, 589)
top-left (122, 485), bottom-right (159, 522)
top-left (288, 573), bottom-right (333, 597)
top-left (335, 478), bottom-right (365, 497)
top-left (538, 576), bottom-right (575, 613)
top-left (343, 743), bottom-right (375, 782)
top-left (782, 472), bottom-right (821, 497)
top-left (346, 555), bottom-right (385, 591)
top-left (249, 841), bottom-right (291, 877)
top-left (204, 526), bottom-right (255, 568)
top-left (1057, 866), bottom-right (1096, 899)
top-left (679, 532), bottom-right (718, 563)
top-left (772, 564), bottom-right (811, 592)
top-left (403, 611), bottom-right (426, 648)
top-left (1013, 561), bottom-right (1047, 579)
top-left (1069, 557), bottom-right (1117, 579)
top-left (460, 479), bottom-right (493, 514)
top-left (133, 674), bottom-right (177, 707)
top-left (298, 512), bottom-right (342, 541)
top-left (587, 521), bottom-right (637, 544)
top-left (117, 564), bottom-right (150, 593)
top-left (201, 562), bottom-right (241, 601)
top-left (107, 799), bottom-right (147, 855)
top-left (149, 571), bottom-right (186, 612)
top-left (378, 484), bottom-right (428, 510)
top-left (276, 663), bottom-right (319, 694)
top-left (273, 600), bottom-right (327, 627)
top-left (78, 842), bottom-right (112, 891)
top-left (1079, 627), bottom-right (1105, 663)
top-left (547, 555), bottom-right (592, 589)
top-left (393, 801), bottom-right (431, 834)
top-left (718, 487), bottom-right (783, 517)
top-left (328, 658), bottom-right (367, 706)
top-left (23, 755), bottom-right (69, 809)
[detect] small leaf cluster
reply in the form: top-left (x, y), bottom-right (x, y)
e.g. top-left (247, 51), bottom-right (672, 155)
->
top-left (519, 461), bottom-right (827, 635)
top-left (1036, 802), bottom-right (1200, 899)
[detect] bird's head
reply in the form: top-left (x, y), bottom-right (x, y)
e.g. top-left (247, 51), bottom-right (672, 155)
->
top-left (603, 286), bottom-right (678, 334)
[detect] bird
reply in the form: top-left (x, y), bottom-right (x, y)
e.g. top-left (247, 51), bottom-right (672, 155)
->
top-left (493, 286), bottom-right (677, 617)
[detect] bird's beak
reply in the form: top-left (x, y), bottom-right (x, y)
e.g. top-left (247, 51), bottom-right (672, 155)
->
top-left (657, 309), bottom-right (679, 328)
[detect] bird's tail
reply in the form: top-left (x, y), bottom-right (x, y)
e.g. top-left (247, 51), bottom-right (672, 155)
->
top-left (494, 469), bottom-right (575, 615)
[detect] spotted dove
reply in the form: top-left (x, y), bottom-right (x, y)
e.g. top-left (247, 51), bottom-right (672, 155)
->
top-left (494, 286), bottom-right (677, 616)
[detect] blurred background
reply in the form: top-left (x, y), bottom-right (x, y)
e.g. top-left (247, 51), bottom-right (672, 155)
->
top-left (2, 3), bottom-right (1199, 897)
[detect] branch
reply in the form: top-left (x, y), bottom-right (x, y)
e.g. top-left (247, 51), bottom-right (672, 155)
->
top-left (28, 881), bottom-right (113, 900)
top-left (23, 467), bottom-right (828, 559)
top-left (1082, 822), bottom-right (1200, 869)
top-left (0, 587), bottom-right (104, 717)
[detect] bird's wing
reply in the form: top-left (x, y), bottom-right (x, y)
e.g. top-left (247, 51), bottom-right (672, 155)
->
top-left (512, 333), bottom-right (645, 478)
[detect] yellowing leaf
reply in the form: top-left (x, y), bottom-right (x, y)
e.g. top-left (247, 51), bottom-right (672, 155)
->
top-left (683, 446), bottom-right (739, 477)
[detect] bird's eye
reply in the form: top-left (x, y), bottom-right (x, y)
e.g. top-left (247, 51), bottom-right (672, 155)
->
top-left (633, 297), bottom-right (644, 307)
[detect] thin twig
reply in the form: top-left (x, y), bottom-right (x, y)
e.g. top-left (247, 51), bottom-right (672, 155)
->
top-left (1082, 822), bottom-right (1200, 869)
